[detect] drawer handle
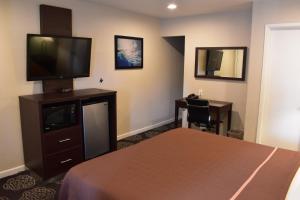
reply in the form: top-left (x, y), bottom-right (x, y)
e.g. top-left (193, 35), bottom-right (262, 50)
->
top-left (58, 138), bottom-right (71, 143)
top-left (60, 159), bottom-right (73, 164)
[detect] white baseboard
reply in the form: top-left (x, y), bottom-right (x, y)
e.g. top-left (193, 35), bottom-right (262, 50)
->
top-left (0, 165), bottom-right (26, 179)
top-left (117, 118), bottom-right (174, 140)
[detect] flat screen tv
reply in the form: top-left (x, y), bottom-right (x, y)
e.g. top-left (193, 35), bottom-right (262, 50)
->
top-left (27, 34), bottom-right (92, 81)
top-left (206, 50), bottom-right (223, 71)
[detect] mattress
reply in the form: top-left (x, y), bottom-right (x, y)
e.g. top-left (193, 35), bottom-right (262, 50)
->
top-left (59, 128), bottom-right (300, 200)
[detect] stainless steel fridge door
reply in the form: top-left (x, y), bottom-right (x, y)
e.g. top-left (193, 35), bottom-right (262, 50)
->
top-left (82, 101), bottom-right (110, 160)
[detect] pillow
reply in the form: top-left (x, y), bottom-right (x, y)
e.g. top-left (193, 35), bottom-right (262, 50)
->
top-left (285, 167), bottom-right (300, 200)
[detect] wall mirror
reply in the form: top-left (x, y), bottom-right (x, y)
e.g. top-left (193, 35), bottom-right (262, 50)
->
top-left (195, 47), bottom-right (247, 81)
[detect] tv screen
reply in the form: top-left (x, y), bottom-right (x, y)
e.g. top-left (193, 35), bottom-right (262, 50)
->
top-left (27, 34), bottom-right (92, 81)
top-left (206, 50), bottom-right (223, 71)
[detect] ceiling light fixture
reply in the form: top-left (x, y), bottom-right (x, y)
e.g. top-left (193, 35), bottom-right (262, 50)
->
top-left (167, 3), bottom-right (177, 10)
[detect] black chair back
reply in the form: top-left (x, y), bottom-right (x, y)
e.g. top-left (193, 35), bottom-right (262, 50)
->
top-left (186, 98), bottom-right (210, 125)
top-left (186, 98), bottom-right (209, 106)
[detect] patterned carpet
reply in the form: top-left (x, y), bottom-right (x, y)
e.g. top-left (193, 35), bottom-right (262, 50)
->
top-left (0, 123), bottom-right (177, 200)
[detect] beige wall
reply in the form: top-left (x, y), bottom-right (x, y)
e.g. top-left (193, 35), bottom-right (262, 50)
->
top-left (161, 9), bottom-right (252, 131)
top-left (0, 0), bottom-right (183, 172)
top-left (244, 0), bottom-right (300, 141)
top-left (0, 0), bottom-right (24, 173)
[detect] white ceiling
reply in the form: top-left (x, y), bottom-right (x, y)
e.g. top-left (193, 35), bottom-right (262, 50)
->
top-left (89, 0), bottom-right (253, 19)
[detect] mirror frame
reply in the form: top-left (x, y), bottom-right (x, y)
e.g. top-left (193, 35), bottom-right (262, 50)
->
top-left (194, 46), bottom-right (248, 81)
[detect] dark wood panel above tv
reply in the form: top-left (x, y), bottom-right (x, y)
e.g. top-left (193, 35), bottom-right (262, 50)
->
top-left (40, 4), bottom-right (74, 93)
top-left (40, 4), bottom-right (72, 36)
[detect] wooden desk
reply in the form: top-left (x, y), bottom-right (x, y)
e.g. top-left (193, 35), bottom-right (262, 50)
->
top-left (175, 98), bottom-right (233, 135)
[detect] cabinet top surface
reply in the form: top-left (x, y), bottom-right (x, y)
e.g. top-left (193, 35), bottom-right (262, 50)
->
top-left (19, 88), bottom-right (116, 103)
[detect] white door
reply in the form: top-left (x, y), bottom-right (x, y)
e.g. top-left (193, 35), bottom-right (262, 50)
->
top-left (258, 24), bottom-right (300, 151)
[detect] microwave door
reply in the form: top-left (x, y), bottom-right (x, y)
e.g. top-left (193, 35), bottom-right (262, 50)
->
top-left (46, 108), bottom-right (65, 127)
top-left (43, 103), bottom-right (77, 132)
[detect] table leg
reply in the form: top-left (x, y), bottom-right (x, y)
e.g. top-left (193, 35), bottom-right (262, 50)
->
top-left (216, 110), bottom-right (220, 135)
top-left (175, 103), bottom-right (179, 127)
top-left (226, 107), bottom-right (232, 137)
top-left (227, 109), bottom-right (232, 131)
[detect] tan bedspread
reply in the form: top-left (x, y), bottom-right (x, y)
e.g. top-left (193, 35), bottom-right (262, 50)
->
top-left (59, 128), bottom-right (300, 200)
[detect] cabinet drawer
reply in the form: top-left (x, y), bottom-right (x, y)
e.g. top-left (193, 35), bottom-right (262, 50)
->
top-left (44, 147), bottom-right (83, 178)
top-left (43, 126), bottom-right (82, 155)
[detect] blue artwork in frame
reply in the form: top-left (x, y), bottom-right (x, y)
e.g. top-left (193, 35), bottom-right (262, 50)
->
top-left (115, 35), bottom-right (143, 69)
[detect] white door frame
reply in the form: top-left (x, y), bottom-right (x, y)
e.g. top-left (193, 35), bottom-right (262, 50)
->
top-left (256, 23), bottom-right (300, 144)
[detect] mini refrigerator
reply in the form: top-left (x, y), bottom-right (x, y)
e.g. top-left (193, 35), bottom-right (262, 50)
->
top-left (82, 101), bottom-right (110, 160)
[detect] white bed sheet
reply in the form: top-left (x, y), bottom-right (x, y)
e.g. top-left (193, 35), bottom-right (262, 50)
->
top-left (285, 167), bottom-right (300, 200)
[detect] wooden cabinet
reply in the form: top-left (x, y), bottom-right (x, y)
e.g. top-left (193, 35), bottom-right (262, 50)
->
top-left (43, 126), bottom-right (82, 155)
top-left (19, 88), bottom-right (117, 179)
top-left (44, 147), bottom-right (83, 178)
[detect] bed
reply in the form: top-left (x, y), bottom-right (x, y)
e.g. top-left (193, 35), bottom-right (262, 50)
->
top-left (59, 128), bottom-right (300, 200)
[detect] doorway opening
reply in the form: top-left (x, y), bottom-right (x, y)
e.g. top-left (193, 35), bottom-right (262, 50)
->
top-left (257, 23), bottom-right (300, 151)
top-left (163, 36), bottom-right (185, 124)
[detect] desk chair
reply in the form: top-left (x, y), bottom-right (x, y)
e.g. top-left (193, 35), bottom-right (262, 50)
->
top-left (186, 98), bottom-right (214, 131)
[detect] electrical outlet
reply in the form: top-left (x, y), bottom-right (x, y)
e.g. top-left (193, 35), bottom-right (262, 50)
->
top-left (198, 89), bottom-right (203, 97)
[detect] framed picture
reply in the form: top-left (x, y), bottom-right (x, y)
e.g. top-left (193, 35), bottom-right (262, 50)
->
top-left (115, 35), bottom-right (143, 69)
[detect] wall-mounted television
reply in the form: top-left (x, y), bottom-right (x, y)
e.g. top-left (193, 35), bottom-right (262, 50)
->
top-left (27, 34), bottom-right (92, 81)
top-left (206, 50), bottom-right (223, 71)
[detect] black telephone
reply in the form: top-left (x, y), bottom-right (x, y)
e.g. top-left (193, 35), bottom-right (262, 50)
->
top-left (187, 93), bottom-right (199, 99)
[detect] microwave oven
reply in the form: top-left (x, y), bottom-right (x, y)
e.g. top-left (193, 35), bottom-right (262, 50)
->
top-left (43, 102), bottom-right (78, 132)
